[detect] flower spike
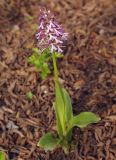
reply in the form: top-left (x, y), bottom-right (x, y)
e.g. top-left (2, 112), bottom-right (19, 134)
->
top-left (36, 7), bottom-right (68, 53)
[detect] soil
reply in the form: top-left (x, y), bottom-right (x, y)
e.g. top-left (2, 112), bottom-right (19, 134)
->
top-left (0, 0), bottom-right (116, 160)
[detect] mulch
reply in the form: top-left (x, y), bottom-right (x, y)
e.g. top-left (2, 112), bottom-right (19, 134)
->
top-left (0, 0), bottom-right (116, 160)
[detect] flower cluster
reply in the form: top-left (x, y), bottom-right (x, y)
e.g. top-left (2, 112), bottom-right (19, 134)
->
top-left (36, 8), bottom-right (68, 53)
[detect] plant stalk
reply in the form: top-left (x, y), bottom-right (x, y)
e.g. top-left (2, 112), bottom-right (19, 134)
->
top-left (52, 52), bottom-right (59, 82)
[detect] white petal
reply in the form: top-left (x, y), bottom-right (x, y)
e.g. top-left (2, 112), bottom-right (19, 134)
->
top-left (55, 39), bottom-right (63, 44)
top-left (51, 44), bottom-right (57, 52)
top-left (46, 25), bottom-right (53, 33)
top-left (58, 47), bottom-right (63, 53)
top-left (49, 34), bottom-right (57, 40)
top-left (49, 20), bottom-right (56, 28)
top-left (39, 22), bottom-right (44, 29)
top-left (54, 29), bottom-right (62, 36)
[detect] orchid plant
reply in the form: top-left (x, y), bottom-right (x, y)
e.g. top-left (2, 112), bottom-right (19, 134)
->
top-left (28, 8), bottom-right (100, 153)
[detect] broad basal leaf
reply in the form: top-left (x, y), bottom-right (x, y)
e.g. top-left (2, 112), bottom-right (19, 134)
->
top-left (55, 81), bottom-right (74, 138)
top-left (62, 88), bottom-right (73, 123)
top-left (55, 81), bottom-right (65, 137)
top-left (68, 112), bottom-right (100, 131)
top-left (0, 151), bottom-right (5, 160)
top-left (62, 88), bottom-right (73, 141)
top-left (37, 132), bottom-right (60, 151)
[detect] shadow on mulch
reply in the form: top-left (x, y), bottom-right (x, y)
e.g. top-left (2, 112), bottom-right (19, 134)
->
top-left (0, 0), bottom-right (116, 160)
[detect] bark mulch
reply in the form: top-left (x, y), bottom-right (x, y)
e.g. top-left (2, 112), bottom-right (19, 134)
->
top-left (0, 0), bottom-right (116, 160)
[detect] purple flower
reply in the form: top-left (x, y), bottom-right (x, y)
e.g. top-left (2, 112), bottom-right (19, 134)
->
top-left (36, 8), bottom-right (68, 53)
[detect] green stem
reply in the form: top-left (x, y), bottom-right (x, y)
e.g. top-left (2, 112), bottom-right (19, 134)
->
top-left (52, 52), bottom-right (59, 82)
top-left (52, 52), bottom-right (66, 137)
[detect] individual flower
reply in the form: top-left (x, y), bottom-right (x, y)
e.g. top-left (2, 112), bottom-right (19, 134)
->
top-left (36, 7), bottom-right (68, 53)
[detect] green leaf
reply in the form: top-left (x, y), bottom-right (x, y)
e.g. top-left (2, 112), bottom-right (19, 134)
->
top-left (62, 89), bottom-right (73, 141)
top-left (54, 52), bottom-right (64, 58)
top-left (37, 132), bottom-right (60, 151)
top-left (32, 48), bottom-right (39, 54)
top-left (68, 112), bottom-right (100, 131)
top-left (28, 49), bottom-right (64, 80)
top-left (55, 81), bottom-right (65, 137)
top-left (41, 63), bottom-right (51, 79)
top-left (33, 24), bottom-right (38, 31)
top-left (52, 52), bottom-right (72, 139)
top-left (26, 15), bottom-right (34, 21)
top-left (0, 151), bottom-right (5, 160)
top-left (26, 91), bottom-right (33, 100)
top-left (55, 82), bottom-right (74, 138)
top-left (28, 48), bottom-right (52, 79)
top-left (62, 88), bottom-right (73, 123)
